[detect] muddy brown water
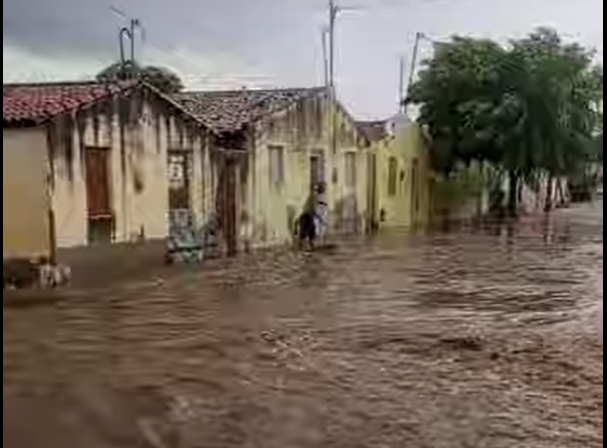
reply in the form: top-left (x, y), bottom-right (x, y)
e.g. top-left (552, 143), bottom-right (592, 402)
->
top-left (4, 202), bottom-right (603, 448)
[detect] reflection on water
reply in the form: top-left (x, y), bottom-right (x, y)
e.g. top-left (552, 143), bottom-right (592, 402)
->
top-left (3, 202), bottom-right (603, 448)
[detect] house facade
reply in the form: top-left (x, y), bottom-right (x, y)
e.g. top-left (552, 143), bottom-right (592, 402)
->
top-left (3, 81), bottom-right (212, 262)
top-left (359, 115), bottom-right (432, 232)
top-left (175, 88), bottom-right (370, 252)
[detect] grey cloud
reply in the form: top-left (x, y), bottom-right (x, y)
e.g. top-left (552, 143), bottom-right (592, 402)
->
top-left (2, 0), bottom-right (328, 91)
top-left (3, 0), bottom-right (603, 118)
top-left (2, 0), bottom-right (323, 58)
top-left (3, 0), bottom-right (119, 58)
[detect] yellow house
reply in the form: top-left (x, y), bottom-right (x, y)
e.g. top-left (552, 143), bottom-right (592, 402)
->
top-left (359, 116), bottom-right (432, 232)
top-left (175, 87), bottom-right (370, 252)
top-left (3, 81), bottom-right (212, 263)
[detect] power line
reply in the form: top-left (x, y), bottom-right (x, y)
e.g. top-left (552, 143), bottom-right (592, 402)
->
top-left (107, 6), bottom-right (276, 89)
top-left (141, 43), bottom-right (276, 89)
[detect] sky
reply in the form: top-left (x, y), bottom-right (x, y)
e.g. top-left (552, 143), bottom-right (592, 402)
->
top-left (3, 0), bottom-right (603, 119)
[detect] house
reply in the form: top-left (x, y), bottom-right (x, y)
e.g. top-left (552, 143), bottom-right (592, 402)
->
top-left (358, 115), bottom-right (432, 231)
top-left (3, 80), bottom-right (212, 266)
top-left (174, 87), bottom-right (370, 252)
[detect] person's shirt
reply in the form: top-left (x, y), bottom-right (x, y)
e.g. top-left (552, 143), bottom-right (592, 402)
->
top-left (315, 191), bottom-right (328, 212)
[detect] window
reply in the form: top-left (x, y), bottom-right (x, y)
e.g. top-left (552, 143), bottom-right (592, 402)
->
top-left (388, 157), bottom-right (398, 196)
top-left (310, 152), bottom-right (326, 188)
top-left (345, 152), bottom-right (357, 188)
top-left (269, 145), bottom-right (285, 187)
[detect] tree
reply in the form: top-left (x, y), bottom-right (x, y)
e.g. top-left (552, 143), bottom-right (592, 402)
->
top-left (408, 28), bottom-right (603, 215)
top-left (408, 37), bottom-right (509, 174)
top-left (96, 62), bottom-right (185, 94)
top-left (594, 135), bottom-right (603, 164)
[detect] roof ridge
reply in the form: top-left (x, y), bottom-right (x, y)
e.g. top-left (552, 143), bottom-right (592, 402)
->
top-left (176, 86), bottom-right (326, 96)
top-left (173, 86), bottom-right (329, 132)
top-left (3, 80), bottom-right (139, 126)
top-left (3, 80), bottom-right (105, 88)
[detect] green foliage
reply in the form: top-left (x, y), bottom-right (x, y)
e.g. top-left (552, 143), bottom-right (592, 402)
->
top-left (431, 162), bottom-right (496, 215)
top-left (408, 28), bottom-right (603, 183)
top-left (96, 61), bottom-right (185, 94)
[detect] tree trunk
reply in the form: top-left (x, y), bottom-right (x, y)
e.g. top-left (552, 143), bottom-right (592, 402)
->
top-left (476, 161), bottom-right (486, 218)
top-left (508, 170), bottom-right (518, 218)
top-left (544, 175), bottom-right (554, 212)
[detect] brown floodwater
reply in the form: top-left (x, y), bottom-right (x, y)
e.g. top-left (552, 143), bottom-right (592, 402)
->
top-left (4, 201), bottom-right (603, 448)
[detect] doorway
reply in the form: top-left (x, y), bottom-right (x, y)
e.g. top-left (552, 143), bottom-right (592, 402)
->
top-left (216, 156), bottom-right (238, 256)
top-left (366, 152), bottom-right (378, 232)
top-left (310, 150), bottom-right (325, 190)
top-left (84, 147), bottom-right (113, 244)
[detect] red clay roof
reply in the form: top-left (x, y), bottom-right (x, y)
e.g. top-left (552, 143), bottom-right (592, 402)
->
top-left (173, 87), bottom-right (327, 133)
top-left (3, 81), bottom-right (135, 125)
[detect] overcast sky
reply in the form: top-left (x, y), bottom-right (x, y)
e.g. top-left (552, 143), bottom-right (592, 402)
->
top-left (3, 0), bottom-right (603, 119)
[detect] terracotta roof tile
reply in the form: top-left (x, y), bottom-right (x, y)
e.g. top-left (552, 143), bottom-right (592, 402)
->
top-left (173, 87), bottom-right (326, 132)
top-left (3, 81), bottom-right (135, 125)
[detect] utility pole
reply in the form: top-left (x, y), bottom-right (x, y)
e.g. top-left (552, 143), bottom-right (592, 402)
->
top-left (325, 0), bottom-right (361, 155)
top-left (405, 32), bottom-right (425, 115)
top-left (328, 0), bottom-right (339, 157)
top-left (328, 0), bottom-right (338, 94)
top-left (119, 19), bottom-right (141, 77)
top-left (321, 27), bottom-right (330, 89)
top-left (112, 7), bottom-right (140, 78)
top-left (398, 56), bottom-right (406, 114)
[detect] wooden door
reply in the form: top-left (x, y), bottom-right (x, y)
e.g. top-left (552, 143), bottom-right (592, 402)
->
top-left (366, 152), bottom-right (378, 232)
top-left (216, 157), bottom-right (238, 256)
top-left (84, 148), bottom-right (112, 218)
top-left (343, 152), bottom-right (358, 233)
top-left (411, 158), bottom-right (420, 222)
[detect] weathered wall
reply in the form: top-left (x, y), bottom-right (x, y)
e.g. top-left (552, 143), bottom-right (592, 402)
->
top-left (374, 122), bottom-right (432, 230)
top-left (49, 90), bottom-right (210, 249)
top-left (330, 104), bottom-right (369, 235)
top-left (3, 128), bottom-right (52, 259)
top-left (244, 94), bottom-right (368, 248)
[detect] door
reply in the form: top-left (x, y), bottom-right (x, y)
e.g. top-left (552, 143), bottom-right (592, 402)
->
top-left (85, 148), bottom-right (112, 218)
top-left (310, 151), bottom-right (325, 189)
top-left (366, 152), bottom-right (378, 232)
top-left (343, 152), bottom-right (359, 233)
top-left (411, 158), bottom-right (420, 225)
top-left (216, 157), bottom-right (238, 256)
top-left (84, 147), bottom-right (113, 244)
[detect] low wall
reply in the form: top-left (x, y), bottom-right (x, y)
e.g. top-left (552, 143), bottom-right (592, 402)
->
top-left (56, 240), bottom-right (167, 288)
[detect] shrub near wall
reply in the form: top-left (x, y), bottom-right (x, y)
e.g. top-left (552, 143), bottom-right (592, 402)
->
top-left (430, 163), bottom-right (494, 226)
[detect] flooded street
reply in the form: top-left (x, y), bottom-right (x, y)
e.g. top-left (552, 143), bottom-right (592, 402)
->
top-left (4, 202), bottom-right (603, 448)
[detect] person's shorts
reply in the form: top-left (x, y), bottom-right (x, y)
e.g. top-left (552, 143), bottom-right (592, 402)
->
top-left (299, 213), bottom-right (316, 240)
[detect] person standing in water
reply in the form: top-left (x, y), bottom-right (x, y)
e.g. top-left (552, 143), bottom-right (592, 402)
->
top-left (298, 194), bottom-right (317, 250)
top-left (298, 182), bottom-right (328, 251)
top-left (314, 182), bottom-right (329, 247)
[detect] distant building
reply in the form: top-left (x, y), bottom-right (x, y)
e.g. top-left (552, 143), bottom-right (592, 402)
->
top-left (358, 115), bottom-right (432, 231)
top-left (174, 87), bottom-right (370, 251)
